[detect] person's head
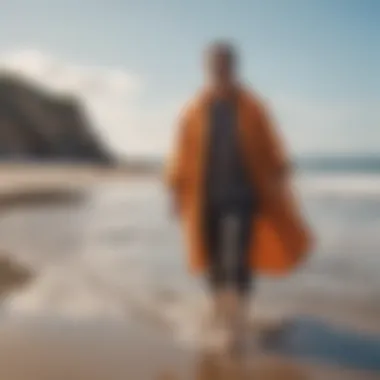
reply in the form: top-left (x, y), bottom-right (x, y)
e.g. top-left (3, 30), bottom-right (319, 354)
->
top-left (205, 41), bottom-right (239, 91)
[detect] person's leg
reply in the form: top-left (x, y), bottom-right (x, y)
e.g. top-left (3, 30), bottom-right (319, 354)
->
top-left (211, 212), bottom-right (240, 352)
top-left (203, 202), bottom-right (253, 352)
top-left (203, 203), bottom-right (226, 331)
top-left (231, 208), bottom-right (254, 351)
top-left (215, 206), bottom-right (254, 354)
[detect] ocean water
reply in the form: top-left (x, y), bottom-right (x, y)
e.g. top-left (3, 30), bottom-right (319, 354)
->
top-left (0, 170), bottom-right (380, 347)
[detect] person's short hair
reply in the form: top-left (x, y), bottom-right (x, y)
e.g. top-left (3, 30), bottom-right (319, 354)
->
top-left (206, 40), bottom-right (238, 68)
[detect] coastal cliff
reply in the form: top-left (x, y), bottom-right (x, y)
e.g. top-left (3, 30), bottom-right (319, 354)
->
top-left (0, 75), bottom-right (113, 164)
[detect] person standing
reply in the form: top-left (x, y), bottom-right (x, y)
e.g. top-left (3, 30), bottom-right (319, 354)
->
top-left (166, 41), bottom-right (312, 353)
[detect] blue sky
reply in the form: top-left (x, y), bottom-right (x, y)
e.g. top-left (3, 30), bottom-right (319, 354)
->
top-left (0, 0), bottom-right (378, 157)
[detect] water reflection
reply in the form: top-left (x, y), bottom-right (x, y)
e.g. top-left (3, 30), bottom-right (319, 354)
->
top-left (262, 317), bottom-right (380, 372)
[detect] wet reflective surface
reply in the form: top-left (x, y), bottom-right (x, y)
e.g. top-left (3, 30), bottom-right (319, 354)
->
top-left (263, 317), bottom-right (380, 372)
top-left (0, 176), bottom-right (380, 378)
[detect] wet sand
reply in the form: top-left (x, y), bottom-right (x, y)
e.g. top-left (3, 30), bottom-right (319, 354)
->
top-left (0, 316), bottom-right (378, 380)
top-left (0, 254), bottom-right (34, 298)
top-left (0, 165), bottom-right (379, 380)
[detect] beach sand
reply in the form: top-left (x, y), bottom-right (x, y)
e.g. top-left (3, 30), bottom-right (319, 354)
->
top-left (0, 164), bottom-right (379, 380)
top-left (0, 315), bottom-right (378, 380)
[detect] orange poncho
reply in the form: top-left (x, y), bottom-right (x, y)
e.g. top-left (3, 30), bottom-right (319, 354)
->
top-left (166, 87), bottom-right (313, 276)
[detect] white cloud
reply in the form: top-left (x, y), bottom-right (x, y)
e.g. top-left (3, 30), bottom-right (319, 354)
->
top-left (0, 49), bottom-right (182, 158)
top-left (0, 49), bottom-right (378, 158)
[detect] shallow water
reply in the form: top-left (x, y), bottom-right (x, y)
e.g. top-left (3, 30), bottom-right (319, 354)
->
top-left (0, 174), bottom-right (380, 346)
top-left (1, 315), bottom-right (376, 380)
top-left (263, 317), bottom-right (380, 372)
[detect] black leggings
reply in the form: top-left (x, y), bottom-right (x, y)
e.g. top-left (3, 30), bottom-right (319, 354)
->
top-left (203, 202), bottom-right (254, 296)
